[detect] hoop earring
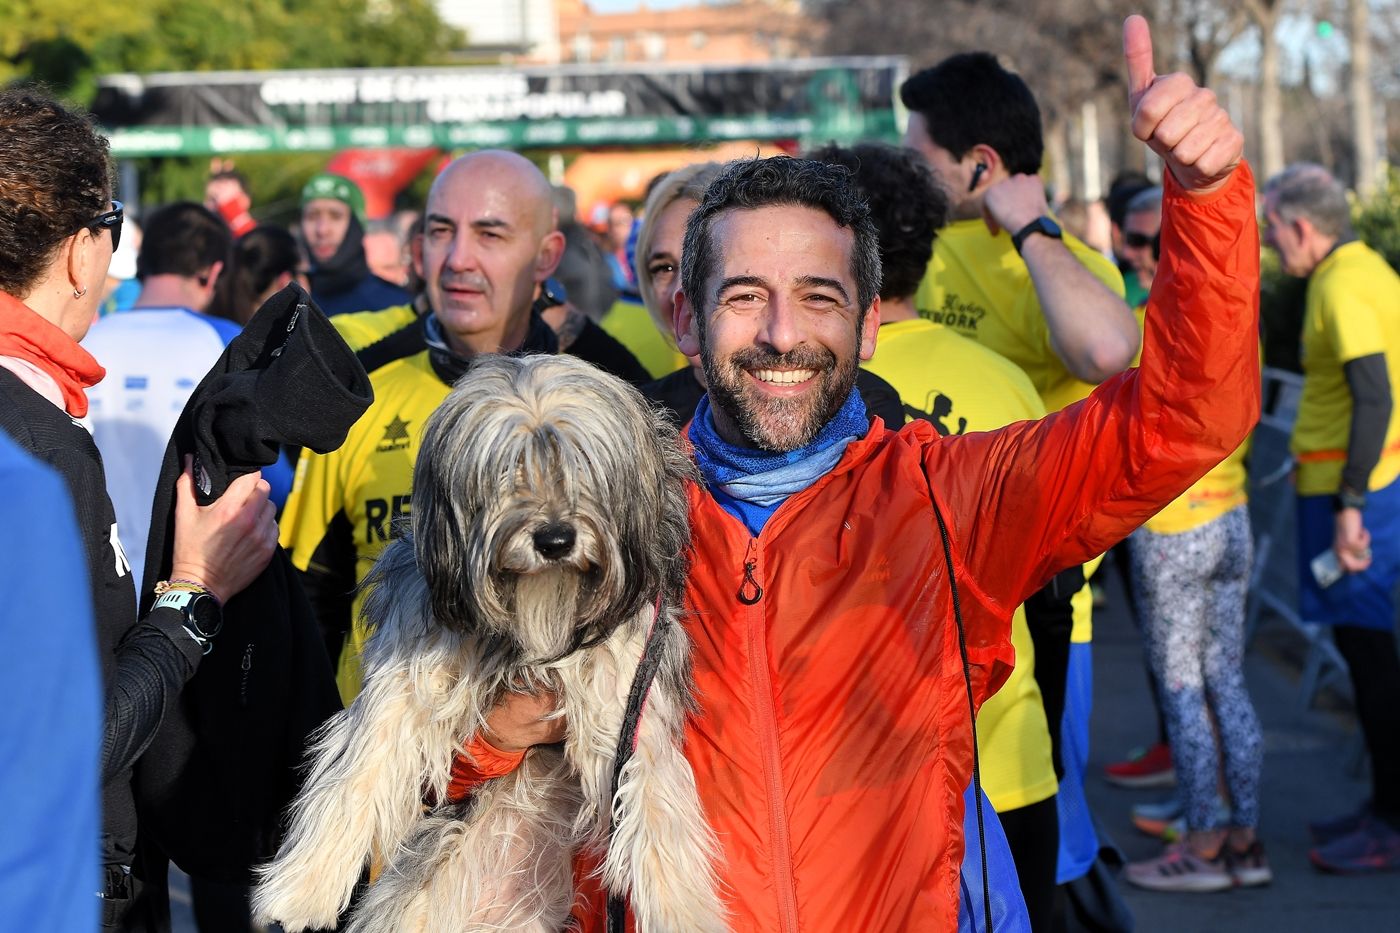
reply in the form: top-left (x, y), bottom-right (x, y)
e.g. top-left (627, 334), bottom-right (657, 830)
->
top-left (73, 286), bottom-right (88, 299)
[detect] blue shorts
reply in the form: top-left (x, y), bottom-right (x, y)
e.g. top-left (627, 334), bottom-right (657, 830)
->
top-left (1056, 641), bottom-right (1099, 884)
top-left (1297, 476), bottom-right (1400, 632)
top-left (960, 783), bottom-right (1031, 933)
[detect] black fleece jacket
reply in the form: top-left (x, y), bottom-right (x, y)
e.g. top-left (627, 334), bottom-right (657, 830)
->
top-left (132, 284), bottom-right (372, 892)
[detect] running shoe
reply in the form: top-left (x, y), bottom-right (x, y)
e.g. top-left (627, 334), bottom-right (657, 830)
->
top-left (1131, 795), bottom-right (1182, 838)
top-left (1125, 841), bottom-right (1233, 892)
top-left (1226, 839), bottom-right (1273, 887)
top-left (1310, 817), bottom-right (1400, 874)
top-left (1104, 741), bottom-right (1175, 789)
top-left (1308, 801), bottom-right (1371, 846)
top-left (1132, 795), bottom-right (1229, 841)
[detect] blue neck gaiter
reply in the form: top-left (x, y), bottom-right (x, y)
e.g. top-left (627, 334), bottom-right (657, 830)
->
top-left (689, 388), bottom-right (867, 535)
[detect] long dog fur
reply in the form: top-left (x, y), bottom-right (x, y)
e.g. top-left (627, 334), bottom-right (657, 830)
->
top-left (252, 354), bottom-right (726, 932)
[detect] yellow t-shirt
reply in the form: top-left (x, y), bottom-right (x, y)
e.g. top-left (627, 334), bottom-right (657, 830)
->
top-left (915, 220), bottom-right (1126, 413)
top-left (329, 303), bottom-right (419, 352)
top-left (863, 318), bottom-right (1057, 813)
top-left (281, 310), bottom-right (449, 702)
top-left (1129, 304), bottom-right (1251, 534)
top-left (599, 299), bottom-right (687, 380)
top-left (1144, 441), bottom-right (1249, 535)
top-left (1292, 240), bottom-right (1400, 496)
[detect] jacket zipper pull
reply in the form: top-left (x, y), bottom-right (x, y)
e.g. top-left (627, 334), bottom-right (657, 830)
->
top-left (738, 558), bottom-right (763, 605)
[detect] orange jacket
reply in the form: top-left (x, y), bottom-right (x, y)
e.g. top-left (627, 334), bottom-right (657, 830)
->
top-left (454, 165), bottom-right (1259, 931)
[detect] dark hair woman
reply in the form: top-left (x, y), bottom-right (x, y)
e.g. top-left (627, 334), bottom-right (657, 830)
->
top-left (212, 225), bottom-right (305, 325)
top-left (0, 88), bottom-right (278, 928)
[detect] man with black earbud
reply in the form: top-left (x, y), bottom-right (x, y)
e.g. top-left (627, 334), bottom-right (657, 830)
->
top-left (901, 54), bottom-right (1140, 412)
top-left (901, 51), bottom-right (1144, 930)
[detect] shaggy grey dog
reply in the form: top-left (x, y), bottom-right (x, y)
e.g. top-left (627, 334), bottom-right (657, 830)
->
top-left (253, 354), bottom-right (726, 932)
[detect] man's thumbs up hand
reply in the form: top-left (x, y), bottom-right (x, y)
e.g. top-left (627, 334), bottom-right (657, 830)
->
top-left (1125, 14), bottom-right (1242, 196)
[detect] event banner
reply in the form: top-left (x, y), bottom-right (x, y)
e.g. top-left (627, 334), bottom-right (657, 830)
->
top-left (92, 57), bottom-right (906, 156)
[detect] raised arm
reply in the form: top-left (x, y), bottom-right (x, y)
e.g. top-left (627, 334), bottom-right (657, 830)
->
top-left (983, 175), bottom-right (1140, 383)
top-left (931, 15), bottom-right (1258, 609)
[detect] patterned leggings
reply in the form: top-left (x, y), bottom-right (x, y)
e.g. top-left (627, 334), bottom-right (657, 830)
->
top-left (1130, 505), bottom-right (1263, 831)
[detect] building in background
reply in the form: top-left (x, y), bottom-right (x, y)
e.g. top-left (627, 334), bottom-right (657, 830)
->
top-left (436, 0), bottom-right (562, 62)
top-left (553, 0), bottom-right (817, 65)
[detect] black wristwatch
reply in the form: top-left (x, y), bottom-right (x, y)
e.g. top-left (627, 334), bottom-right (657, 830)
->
top-left (153, 589), bottom-right (224, 655)
top-left (1011, 216), bottom-right (1063, 255)
top-left (531, 277), bottom-right (567, 315)
top-left (1333, 487), bottom-right (1367, 512)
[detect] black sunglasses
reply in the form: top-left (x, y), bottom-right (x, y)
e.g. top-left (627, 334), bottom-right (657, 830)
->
top-left (86, 200), bottom-right (124, 252)
top-left (1123, 230), bottom-right (1159, 250)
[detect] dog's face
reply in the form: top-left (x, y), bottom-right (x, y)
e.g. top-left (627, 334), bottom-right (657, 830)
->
top-left (410, 354), bottom-right (694, 662)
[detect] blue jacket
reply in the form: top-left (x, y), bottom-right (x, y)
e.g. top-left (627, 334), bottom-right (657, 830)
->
top-left (0, 430), bottom-right (101, 931)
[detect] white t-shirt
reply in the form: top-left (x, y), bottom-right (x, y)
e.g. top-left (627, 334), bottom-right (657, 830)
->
top-left (83, 307), bottom-right (240, 587)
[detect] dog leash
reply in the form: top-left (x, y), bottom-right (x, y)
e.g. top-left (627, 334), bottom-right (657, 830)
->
top-left (606, 595), bottom-right (668, 933)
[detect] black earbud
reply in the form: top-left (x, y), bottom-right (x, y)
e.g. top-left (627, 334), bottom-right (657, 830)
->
top-left (968, 163), bottom-right (988, 193)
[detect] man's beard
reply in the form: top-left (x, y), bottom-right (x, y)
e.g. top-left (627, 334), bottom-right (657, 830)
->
top-left (701, 342), bottom-right (857, 452)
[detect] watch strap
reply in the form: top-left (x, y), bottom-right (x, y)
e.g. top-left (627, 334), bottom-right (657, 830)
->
top-left (1011, 217), bottom-right (1062, 255)
top-left (153, 588), bottom-right (222, 655)
top-left (1334, 488), bottom-right (1367, 512)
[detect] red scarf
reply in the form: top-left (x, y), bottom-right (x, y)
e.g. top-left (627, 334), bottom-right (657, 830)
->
top-left (0, 291), bottom-right (105, 417)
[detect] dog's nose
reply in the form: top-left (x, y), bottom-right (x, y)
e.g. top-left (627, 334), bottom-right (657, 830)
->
top-left (532, 522), bottom-right (576, 560)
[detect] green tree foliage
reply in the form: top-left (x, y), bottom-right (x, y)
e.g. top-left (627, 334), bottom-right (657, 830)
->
top-left (1354, 166), bottom-right (1400, 275)
top-left (1, 0), bottom-right (464, 217)
top-left (1, 0), bottom-right (464, 99)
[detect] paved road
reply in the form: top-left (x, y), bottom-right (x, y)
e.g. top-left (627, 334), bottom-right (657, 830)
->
top-left (171, 558), bottom-right (1400, 932)
top-left (1087, 561), bottom-right (1400, 933)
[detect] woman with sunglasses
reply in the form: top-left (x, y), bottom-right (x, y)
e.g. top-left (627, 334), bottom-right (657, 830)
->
top-left (0, 88), bottom-right (279, 929)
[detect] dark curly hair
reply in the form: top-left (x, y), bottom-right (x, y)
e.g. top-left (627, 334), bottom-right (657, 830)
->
top-left (900, 52), bottom-right (1044, 177)
top-left (680, 156), bottom-right (882, 321)
top-left (806, 142), bottom-right (949, 302)
top-left (0, 88), bottom-right (112, 297)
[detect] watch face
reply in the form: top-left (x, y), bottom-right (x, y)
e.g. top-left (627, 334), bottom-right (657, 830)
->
top-left (1012, 217), bottom-right (1063, 254)
top-left (188, 594), bottom-right (223, 640)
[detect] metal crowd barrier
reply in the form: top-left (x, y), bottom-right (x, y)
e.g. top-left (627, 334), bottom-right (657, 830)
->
top-left (1245, 367), bottom-right (1353, 718)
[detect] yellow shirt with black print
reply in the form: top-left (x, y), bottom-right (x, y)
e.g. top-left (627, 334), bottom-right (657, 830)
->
top-left (915, 219), bottom-right (1126, 414)
top-left (863, 317), bottom-right (1058, 813)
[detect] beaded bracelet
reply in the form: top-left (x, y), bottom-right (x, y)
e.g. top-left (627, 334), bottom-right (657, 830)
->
top-left (154, 578), bottom-right (218, 602)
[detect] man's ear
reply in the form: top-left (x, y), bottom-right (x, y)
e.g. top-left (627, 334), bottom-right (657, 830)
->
top-left (410, 232), bottom-right (425, 279)
top-left (202, 260), bottom-right (224, 293)
top-left (535, 230), bottom-right (566, 282)
top-left (675, 289), bottom-right (701, 357)
top-left (859, 295), bottom-right (881, 362)
top-left (969, 144), bottom-right (1004, 179)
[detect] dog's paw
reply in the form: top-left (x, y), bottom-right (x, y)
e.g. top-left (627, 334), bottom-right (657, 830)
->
top-left (250, 875), bottom-right (344, 932)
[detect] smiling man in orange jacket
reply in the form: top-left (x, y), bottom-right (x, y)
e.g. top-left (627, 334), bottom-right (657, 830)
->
top-left (447, 17), bottom-right (1259, 931)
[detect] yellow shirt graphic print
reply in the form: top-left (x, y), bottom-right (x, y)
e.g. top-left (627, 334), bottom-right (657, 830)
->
top-left (915, 219), bottom-right (1126, 413)
top-left (863, 318), bottom-right (1058, 812)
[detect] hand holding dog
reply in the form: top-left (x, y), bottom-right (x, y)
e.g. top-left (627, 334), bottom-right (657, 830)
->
top-left (1125, 14), bottom-right (1242, 196)
top-left (484, 689), bottom-right (566, 753)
